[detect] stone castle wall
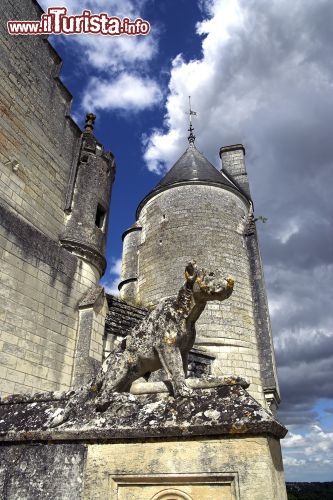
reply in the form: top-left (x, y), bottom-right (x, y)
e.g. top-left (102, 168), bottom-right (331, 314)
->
top-left (134, 184), bottom-right (265, 404)
top-left (0, 0), bottom-right (107, 396)
top-left (0, 0), bottom-right (80, 239)
top-left (0, 203), bottom-right (101, 395)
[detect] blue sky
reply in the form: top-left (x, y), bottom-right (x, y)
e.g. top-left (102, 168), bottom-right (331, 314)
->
top-left (39, 0), bottom-right (333, 482)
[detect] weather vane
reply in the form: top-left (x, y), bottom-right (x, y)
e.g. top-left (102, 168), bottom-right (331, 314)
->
top-left (186, 95), bottom-right (197, 144)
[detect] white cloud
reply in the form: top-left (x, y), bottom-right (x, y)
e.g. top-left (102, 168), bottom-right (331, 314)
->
top-left (102, 257), bottom-right (122, 296)
top-left (82, 73), bottom-right (162, 112)
top-left (110, 257), bottom-right (122, 276)
top-left (283, 432), bottom-right (305, 448)
top-left (142, 128), bottom-right (183, 174)
top-left (71, 30), bottom-right (156, 72)
top-left (40, 0), bottom-right (157, 71)
top-left (39, 0), bottom-right (160, 113)
top-left (266, 263), bottom-right (333, 335)
top-left (275, 218), bottom-right (300, 244)
top-left (283, 456), bottom-right (306, 467)
top-left (143, 0), bottom-right (333, 180)
top-left (143, 0), bottom-right (252, 172)
top-left (282, 425), bottom-right (333, 480)
top-left (197, 0), bottom-right (244, 48)
top-left (41, 0), bottom-right (152, 28)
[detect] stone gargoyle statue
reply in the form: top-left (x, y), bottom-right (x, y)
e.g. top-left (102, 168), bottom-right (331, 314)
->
top-left (50, 261), bottom-right (234, 427)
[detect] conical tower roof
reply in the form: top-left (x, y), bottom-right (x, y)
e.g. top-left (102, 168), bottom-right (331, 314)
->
top-left (136, 143), bottom-right (246, 217)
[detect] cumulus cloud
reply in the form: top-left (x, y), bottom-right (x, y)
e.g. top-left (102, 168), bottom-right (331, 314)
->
top-left (102, 257), bottom-right (122, 296)
top-left (142, 127), bottom-right (183, 174)
top-left (282, 425), bottom-right (333, 481)
top-left (80, 33), bottom-right (156, 71)
top-left (265, 261), bottom-right (333, 424)
top-left (82, 74), bottom-right (162, 112)
top-left (40, 0), bottom-right (160, 112)
top-left (41, 0), bottom-right (156, 69)
top-left (142, 0), bottom-right (333, 436)
top-left (144, 0), bottom-right (333, 173)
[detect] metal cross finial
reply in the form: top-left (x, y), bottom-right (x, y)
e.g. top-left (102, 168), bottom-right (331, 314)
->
top-left (187, 96), bottom-right (197, 144)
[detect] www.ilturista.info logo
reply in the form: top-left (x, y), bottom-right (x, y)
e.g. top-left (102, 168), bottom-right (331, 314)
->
top-left (7, 7), bottom-right (150, 36)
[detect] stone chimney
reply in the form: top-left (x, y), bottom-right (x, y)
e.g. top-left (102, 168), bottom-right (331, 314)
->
top-left (219, 144), bottom-right (250, 198)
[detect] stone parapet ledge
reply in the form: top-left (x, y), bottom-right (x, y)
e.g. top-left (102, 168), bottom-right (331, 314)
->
top-left (0, 380), bottom-right (287, 442)
top-left (0, 376), bottom-right (247, 403)
top-left (130, 375), bottom-right (249, 394)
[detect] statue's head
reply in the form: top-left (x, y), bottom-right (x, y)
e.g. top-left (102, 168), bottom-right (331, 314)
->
top-left (185, 261), bottom-right (234, 302)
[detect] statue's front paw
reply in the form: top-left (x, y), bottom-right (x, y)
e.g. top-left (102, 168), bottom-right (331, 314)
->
top-left (175, 384), bottom-right (194, 397)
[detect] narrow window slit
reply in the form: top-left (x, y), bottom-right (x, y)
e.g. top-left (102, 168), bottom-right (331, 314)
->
top-left (95, 204), bottom-right (106, 230)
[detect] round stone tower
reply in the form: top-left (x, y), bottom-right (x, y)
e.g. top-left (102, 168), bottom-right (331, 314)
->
top-left (61, 114), bottom-right (116, 278)
top-left (119, 139), bottom-right (279, 409)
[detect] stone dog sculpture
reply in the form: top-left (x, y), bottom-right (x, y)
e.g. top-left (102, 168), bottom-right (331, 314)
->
top-left (50, 261), bottom-right (234, 427)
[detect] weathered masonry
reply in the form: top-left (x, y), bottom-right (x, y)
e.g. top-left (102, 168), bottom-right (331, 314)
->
top-left (0, 0), bottom-right (115, 397)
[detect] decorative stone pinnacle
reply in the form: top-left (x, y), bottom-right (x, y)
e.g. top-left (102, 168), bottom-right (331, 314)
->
top-left (84, 113), bottom-right (96, 133)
